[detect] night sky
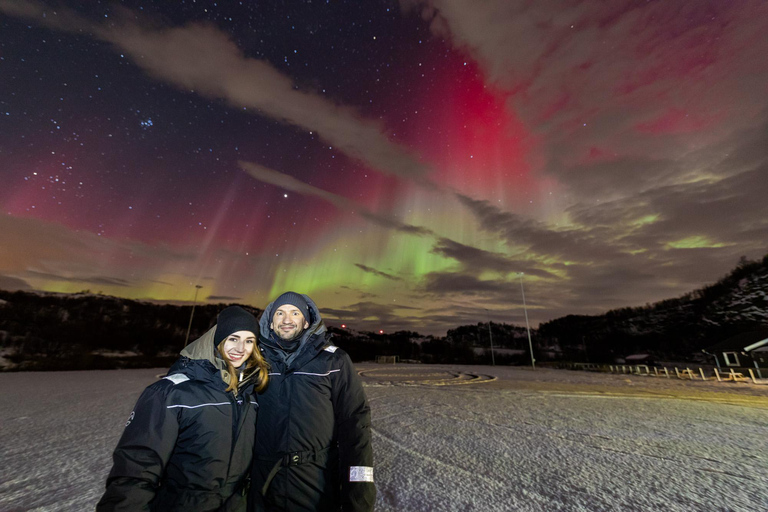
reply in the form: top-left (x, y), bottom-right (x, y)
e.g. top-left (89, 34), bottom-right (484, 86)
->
top-left (2, 0), bottom-right (767, 335)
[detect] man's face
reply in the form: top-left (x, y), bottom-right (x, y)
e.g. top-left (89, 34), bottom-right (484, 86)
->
top-left (271, 304), bottom-right (309, 340)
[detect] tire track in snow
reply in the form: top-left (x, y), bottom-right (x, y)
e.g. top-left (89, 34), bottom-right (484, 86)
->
top-left (425, 408), bottom-right (767, 484)
top-left (370, 426), bottom-right (509, 491)
top-left (372, 402), bottom-right (446, 422)
top-left (360, 368), bottom-right (497, 386)
top-left (541, 390), bottom-right (768, 409)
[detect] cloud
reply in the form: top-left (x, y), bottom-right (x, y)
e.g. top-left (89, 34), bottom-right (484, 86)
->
top-left (405, 1), bottom-right (768, 127)
top-left (354, 264), bottom-right (401, 281)
top-left (240, 161), bottom-right (435, 236)
top-left (0, 1), bottom-right (438, 186)
top-left (421, 271), bottom-right (512, 295)
top-left (430, 237), bottom-right (556, 279)
top-left (0, 275), bottom-right (32, 291)
top-left (454, 193), bottom-right (623, 262)
top-left (239, 162), bottom-right (350, 209)
top-left (402, 1), bottom-right (768, 191)
top-left (566, 118), bottom-right (768, 258)
top-left (339, 286), bottom-right (378, 300)
top-left (321, 301), bottom-right (419, 333)
top-left (25, 270), bottom-right (132, 287)
top-left (0, 214), bottom-right (198, 293)
top-left (206, 295), bottom-right (243, 302)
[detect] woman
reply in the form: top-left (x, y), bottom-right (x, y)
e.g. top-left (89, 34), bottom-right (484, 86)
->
top-left (97, 306), bottom-right (269, 512)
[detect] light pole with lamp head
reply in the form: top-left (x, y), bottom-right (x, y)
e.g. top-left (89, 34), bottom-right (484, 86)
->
top-left (517, 273), bottom-right (535, 369)
top-left (184, 284), bottom-right (203, 347)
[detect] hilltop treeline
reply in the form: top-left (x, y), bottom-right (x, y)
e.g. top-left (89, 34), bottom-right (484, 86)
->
top-left (1, 253), bottom-right (767, 370)
top-left (537, 254), bottom-right (768, 363)
top-left (0, 291), bottom-right (259, 370)
top-left (342, 254), bottom-right (768, 365)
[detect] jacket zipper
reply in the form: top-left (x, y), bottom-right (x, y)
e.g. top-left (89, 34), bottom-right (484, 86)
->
top-left (225, 383), bottom-right (252, 486)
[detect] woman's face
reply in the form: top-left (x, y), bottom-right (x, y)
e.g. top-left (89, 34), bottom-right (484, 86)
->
top-left (222, 330), bottom-right (256, 368)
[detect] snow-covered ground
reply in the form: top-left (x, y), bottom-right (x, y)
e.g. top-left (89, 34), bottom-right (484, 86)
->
top-left (1, 365), bottom-right (767, 511)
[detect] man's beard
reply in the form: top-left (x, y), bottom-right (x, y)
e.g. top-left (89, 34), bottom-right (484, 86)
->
top-left (276, 325), bottom-right (303, 341)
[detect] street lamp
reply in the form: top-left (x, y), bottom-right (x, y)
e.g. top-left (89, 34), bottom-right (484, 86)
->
top-left (518, 273), bottom-right (535, 369)
top-left (184, 284), bottom-right (203, 347)
top-left (484, 308), bottom-right (496, 366)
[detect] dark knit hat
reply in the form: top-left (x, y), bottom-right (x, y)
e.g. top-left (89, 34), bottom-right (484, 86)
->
top-left (214, 306), bottom-right (258, 344)
top-left (271, 291), bottom-right (310, 322)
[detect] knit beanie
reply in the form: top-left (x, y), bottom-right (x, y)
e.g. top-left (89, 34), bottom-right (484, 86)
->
top-left (214, 306), bottom-right (259, 344)
top-left (271, 291), bottom-right (311, 322)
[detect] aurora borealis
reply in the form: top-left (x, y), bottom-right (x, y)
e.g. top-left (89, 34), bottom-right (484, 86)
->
top-left (1, 1), bottom-right (767, 334)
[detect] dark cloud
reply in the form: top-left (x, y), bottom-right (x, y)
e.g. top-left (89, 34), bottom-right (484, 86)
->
top-left (358, 212), bottom-right (434, 236)
top-left (431, 238), bottom-right (557, 279)
top-left (241, 161), bottom-right (434, 236)
top-left (566, 122), bottom-right (768, 263)
top-left (454, 193), bottom-right (622, 262)
top-left (25, 270), bottom-right (132, 287)
top-left (421, 271), bottom-right (512, 295)
top-left (148, 280), bottom-right (176, 286)
top-left (339, 286), bottom-right (378, 300)
top-left (321, 301), bottom-right (419, 333)
top-left (354, 264), bottom-right (401, 281)
top-left (556, 157), bottom-right (683, 200)
top-left (206, 295), bottom-right (242, 301)
top-left (0, 275), bottom-right (32, 291)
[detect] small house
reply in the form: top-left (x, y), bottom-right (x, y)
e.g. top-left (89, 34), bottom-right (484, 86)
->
top-left (702, 331), bottom-right (768, 377)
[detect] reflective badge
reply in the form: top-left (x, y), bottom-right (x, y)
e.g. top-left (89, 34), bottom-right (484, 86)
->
top-left (164, 374), bottom-right (190, 385)
top-left (324, 345), bottom-right (338, 353)
top-left (349, 466), bottom-right (374, 482)
top-left (125, 411), bottom-right (135, 427)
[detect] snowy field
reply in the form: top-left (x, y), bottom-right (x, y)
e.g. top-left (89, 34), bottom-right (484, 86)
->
top-left (2, 364), bottom-right (767, 511)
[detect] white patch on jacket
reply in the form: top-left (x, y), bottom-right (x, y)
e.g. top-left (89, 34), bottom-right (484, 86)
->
top-left (164, 374), bottom-right (190, 385)
top-left (349, 466), bottom-right (374, 482)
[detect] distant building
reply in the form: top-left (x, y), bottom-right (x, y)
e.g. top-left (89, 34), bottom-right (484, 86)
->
top-left (702, 331), bottom-right (768, 377)
top-left (472, 347), bottom-right (526, 356)
top-left (623, 353), bottom-right (656, 366)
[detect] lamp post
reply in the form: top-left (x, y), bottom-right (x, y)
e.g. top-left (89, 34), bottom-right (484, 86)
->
top-left (184, 284), bottom-right (203, 347)
top-left (518, 273), bottom-right (535, 369)
top-left (484, 308), bottom-right (496, 366)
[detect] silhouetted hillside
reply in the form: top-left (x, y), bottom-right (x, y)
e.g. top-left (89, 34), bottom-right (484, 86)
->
top-left (537, 254), bottom-right (768, 362)
top-left (1, 253), bottom-right (767, 369)
top-left (0, 290), bottom-right (260, 370)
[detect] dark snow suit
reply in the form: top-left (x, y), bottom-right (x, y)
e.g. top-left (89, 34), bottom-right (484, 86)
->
top-left (249, 295), bottom-right (376, 512)
top-left (97, 327), bottom-right (259, 512)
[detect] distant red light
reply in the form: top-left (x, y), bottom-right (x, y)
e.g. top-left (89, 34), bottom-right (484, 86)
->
top-left (341, 324), bottom-right (347, 329)
top-left (379, 330), bottom-right (384, 334)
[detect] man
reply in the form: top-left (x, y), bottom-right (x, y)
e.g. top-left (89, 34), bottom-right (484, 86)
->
top-left (249, 292), bottom-right (376, 512)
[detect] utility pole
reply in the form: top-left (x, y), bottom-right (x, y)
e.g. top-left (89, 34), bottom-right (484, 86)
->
top-left (484, 309), bottom-right (496, 366)
top-left (184, 284), bottom-right (203, 347)
top-left (518, 273), bottom-right (535, 369)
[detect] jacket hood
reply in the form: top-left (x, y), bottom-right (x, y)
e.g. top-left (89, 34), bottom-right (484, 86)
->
top-left (259, 293), bottom-right (326, 342)
top-left (179, 326), bottom-right (233, 384)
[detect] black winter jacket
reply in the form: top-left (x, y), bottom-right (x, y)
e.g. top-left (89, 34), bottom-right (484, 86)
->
top-left (249, 295), bottom-right (375, 512)
top-left (97, 327), bottom-right (259, 512)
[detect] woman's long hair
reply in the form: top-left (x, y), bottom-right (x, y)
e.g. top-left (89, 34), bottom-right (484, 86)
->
top-left (218, 340), bottom-right (270, 393)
